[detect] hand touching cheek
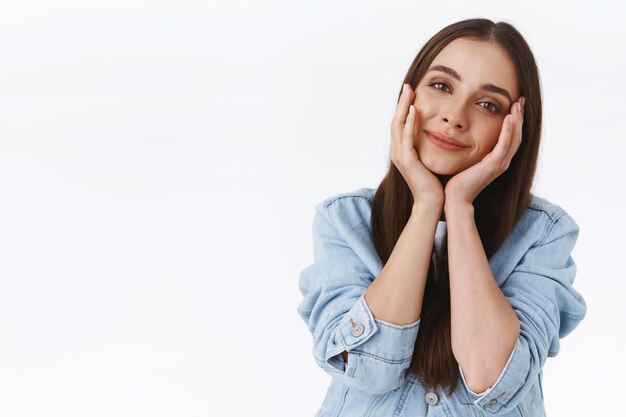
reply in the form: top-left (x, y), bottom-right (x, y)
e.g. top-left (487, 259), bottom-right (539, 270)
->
top-left (443, 97), bottom-right (526, 205)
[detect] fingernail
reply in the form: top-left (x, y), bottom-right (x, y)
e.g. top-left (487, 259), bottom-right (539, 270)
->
top-left (521, 97), bottom-right (526, 107)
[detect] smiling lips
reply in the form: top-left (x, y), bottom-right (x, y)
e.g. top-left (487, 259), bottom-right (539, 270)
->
top-left (424, 130), bottom-right (470, 151)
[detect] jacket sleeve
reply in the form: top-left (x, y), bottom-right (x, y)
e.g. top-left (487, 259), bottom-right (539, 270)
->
top-left (459, 213), bottom-right (587, 414)
top-left (297, 201), bottom-right (420, 394)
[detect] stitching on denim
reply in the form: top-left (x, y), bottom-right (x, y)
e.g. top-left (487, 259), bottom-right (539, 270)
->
top-left (349, 349), bottom-right (412, 364)
top-left (323, 192), bottom-right (373, 209)
top-left (393, 379), bottom-right (412, 417)
top-left (535, 213), bottom-right (575, 247)
top-left (529, 212), bottom-right (557, 247)
top-left (327, 193), bottom-right (373, 205)
top-left (528, 195), bottom-right (566, 222)
top-left (364, 391), bottom-right (388, 417)
top-left (527, 203), bottom-right (559, 221)
top-left (325, 202), bottom-right (338, 231)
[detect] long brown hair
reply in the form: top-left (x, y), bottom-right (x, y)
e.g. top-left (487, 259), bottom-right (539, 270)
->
top-left (370, 18), bottom-right (542, 397)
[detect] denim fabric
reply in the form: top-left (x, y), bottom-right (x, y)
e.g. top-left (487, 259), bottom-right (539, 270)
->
top-left (297, 187), bottom-right (587, 417)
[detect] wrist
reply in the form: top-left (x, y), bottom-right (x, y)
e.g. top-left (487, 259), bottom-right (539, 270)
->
top-left (444, 198), bottom-right (474, 216)
top-left (412, 199), bottom-right (444, 220)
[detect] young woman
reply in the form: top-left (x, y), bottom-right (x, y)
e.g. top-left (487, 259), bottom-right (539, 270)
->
top-left (297, 18), bottom-right (587, 417)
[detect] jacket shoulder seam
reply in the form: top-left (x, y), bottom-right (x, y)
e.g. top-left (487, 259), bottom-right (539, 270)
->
top-left (322, 189), bottom-right (374, 209)
top-left (526, 196), bottom-right (570, 246)
top-left (323, 191), bottom-right (373, 229)
top-left (527, 195), bottom-right (567, 222)
top-left (324, 194), bottom-right (373, 210)
top-left (535, 212), bottom-right (575, 246)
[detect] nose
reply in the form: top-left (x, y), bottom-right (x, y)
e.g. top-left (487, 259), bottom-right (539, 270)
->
top-left (440, 102), bottom-right (467, 130)
top-left (441, 115), bottom-right (464, 129)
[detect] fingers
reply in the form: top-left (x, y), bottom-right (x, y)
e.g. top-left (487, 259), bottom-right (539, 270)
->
top-left (515, 97), bottom-right (525, 143)
top-left (403, 105), bottom-right (418, 155)
top-left (489, 114), bottom-right (513, 162)
top-left (507, 98), bottom-right (525, 159)
top-left (391, 83), bottom-right (416, 149)
top-left (491, 97), bottom-right (524, 172)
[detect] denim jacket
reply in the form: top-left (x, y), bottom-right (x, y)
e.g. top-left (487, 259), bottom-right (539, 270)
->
top-left (297, 187), bottom-right (587, 417)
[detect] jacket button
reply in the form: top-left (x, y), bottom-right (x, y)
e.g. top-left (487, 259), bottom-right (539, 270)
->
top-left (351, 324), bottom-right (364, 337)
top-left (425, 392), bottom-right (438, 405)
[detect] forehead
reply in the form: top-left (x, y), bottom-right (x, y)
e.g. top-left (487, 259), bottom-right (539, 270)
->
top-left (430, 37), bottom-right (519, 97)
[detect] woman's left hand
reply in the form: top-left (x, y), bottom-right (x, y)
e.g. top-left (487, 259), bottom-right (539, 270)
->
top-left (444, 96), bottom-right (525, 206)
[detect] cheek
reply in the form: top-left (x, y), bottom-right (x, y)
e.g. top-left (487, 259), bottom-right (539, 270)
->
top-left (412, 93), bottom-right (440, 123)
top-left (474, 121), bottom-right (504, 155)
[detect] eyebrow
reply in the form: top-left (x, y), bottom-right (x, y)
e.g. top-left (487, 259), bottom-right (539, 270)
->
top-left (427, 65), bottom-right (513, 104)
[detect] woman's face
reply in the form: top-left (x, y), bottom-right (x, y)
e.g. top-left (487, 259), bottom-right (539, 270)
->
top-left (412, 37), bottom-right (520, 175)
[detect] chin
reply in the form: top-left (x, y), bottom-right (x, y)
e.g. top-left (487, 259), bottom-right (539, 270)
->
top-left (420, 154), bottom-right (464, 176)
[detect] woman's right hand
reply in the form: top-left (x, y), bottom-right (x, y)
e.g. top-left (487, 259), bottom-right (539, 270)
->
top-left (390, 83), bottom-right (444, 206)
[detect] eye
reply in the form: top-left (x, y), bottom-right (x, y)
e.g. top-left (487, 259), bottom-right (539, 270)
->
top-left (429, 82), bottom-right (451, 92)
top-left (478, 101), bottom-right (499, 113)
top-left (428, 81), bottom-right (501, 114)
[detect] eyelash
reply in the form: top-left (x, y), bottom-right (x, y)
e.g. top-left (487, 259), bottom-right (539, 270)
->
top-left (429, 82), bottom-right (500, 113)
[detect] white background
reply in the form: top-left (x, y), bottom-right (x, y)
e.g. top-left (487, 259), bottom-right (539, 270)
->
top-left (0, 1), bottom-right (624, 416)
